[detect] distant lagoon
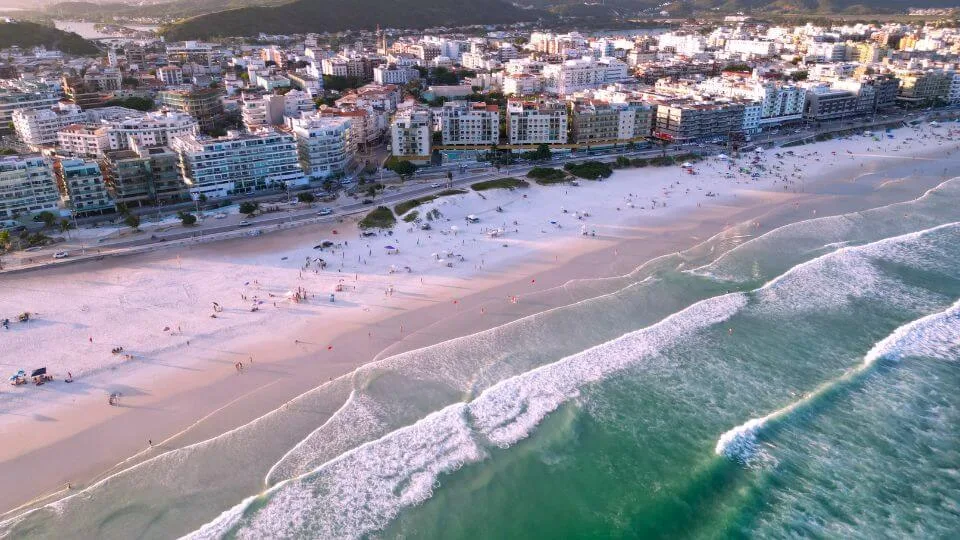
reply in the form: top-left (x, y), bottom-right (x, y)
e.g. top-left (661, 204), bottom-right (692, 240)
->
top-left (53, 20), bottom-right (159, 39)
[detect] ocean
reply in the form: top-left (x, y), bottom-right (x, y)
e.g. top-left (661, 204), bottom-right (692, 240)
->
top-left (3, 174), bottom-right (960, 539)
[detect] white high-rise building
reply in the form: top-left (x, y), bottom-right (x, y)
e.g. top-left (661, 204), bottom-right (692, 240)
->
top-left (13, 102), bottom-right (84, 148)
top-left (290, 114), bottom-right (354, 179)
top-left (542, 57), bottom-right (629, 96)
top-left (157, 65), bottom-right (184, 86)
top-left (171, 130), bottom-right (306, 199)
top-left (390, 109), bottom-right (432, 158)
top-left (724, 39), bottom-right (778, 57)
top-left (373, 65), bottom-right (418, 85)
top-left (507, 98), bottom-right (567, 145)
top-left (105, 110), bottom-right (199, 151)
top-left (437, 101), bottom-right (499, 146)
top-left (57, 124), bottom-right (111, 158)
top-left (0, 155), bottom-right (59, 220)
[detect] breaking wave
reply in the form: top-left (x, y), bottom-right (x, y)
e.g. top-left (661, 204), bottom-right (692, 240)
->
top-left (716, 296), bottom-right (960, 465)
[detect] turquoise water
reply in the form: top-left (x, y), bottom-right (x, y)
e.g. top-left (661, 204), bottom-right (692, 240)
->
top-left (4, 177), bottom-right (960, 539)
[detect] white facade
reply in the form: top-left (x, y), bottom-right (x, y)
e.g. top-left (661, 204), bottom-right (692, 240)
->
top-left (13, 102), bottom-right (84, 148)
top-left (373, 65), bottom-right (418, 85)
top-left (503, 74), bottom-right (541, 96)
top-left (157, 66), bottom-right (184, 86)
top-left (106, 110), bottom-right (199, 151)
top-left (390, 109), bottom-right (432, 158)
top-left (507, 99), bottom-right (567, 145)
top-left (437, 101), bottom-right (499, 146)
top-left (724, 39), bottom-right (777, 57)
top-left (949, 72), bottom-right (960, 104)
top-left (171, 130), bottom-right (307, 199)
top-left (542, 57), bottom-right (629, 96)
top-left (291, 115), bottom-right (353, 179)
top-left (0, 155), bottom-right (59, 220)
top-left (742, 101), bottom-right (763, 134)
top-left (57, 124), bottom-right (111, 158)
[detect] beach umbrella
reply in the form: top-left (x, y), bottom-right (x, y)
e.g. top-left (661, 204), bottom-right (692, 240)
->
top-left (30, 367), bottom-right (47, 377)
top-left (681, 162), bottom-right (693, 167)
top-left (384, 245), bottom-right (397, 250)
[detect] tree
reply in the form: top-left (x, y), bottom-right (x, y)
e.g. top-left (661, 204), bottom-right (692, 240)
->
top-left (522, 143), bottom-right (552, 161)
top-left (297, 192), bottom-right (316, 204)
top-left (58, 218), bottom-right (73, 233)
top-left (32, 211), bottom-right (57, 228)
top-left (239, 201), bottom-right (260, 216)
top-left (124, 214), bottom-right (141, 230)
top-left (178, 211), bottom-right (197, 226)
top-left (446, 171), bottom-right (453, 187)
top-left (387, 160), bottom-right (417, 181)
top-left (0, 230), bottom-right (10, 249)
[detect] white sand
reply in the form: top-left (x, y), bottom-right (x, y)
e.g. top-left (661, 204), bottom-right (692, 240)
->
top-left (1, 122), bottom-right (957, 428)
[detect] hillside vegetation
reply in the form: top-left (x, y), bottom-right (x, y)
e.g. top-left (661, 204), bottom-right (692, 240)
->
top-left (162, 0), bottom-right (542, 40)
top-left (0, 21), bottom-right (99, 55)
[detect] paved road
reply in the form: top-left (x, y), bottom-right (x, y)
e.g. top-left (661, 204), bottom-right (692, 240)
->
top-left (3, 107), bottom-right (956, 273)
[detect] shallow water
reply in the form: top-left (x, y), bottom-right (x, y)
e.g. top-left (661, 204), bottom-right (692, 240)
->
top-left (4, 173), bottom-right (960, 539)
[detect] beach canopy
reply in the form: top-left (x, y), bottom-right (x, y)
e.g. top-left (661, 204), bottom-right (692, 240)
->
top-left (681, 162), bottom-right (693, 167)
top-left (467, 215), bottom-right (477, 220)
top-left (716, 154), bottom-right (728, 160)
top-left (754, 147), bottom-right (764, 152)
top-left (30, 367), bottom-right (46, 377)
top-left (450, 225), bottom-right (459, 231)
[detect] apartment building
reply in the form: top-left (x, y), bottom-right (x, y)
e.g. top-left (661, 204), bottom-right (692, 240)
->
top-left (437, 101), bottom-right (499, 146)
top-left (241, 91), bottom-right (316, 131)
top-left (157, 87), bottom-right (225, 133)
top-left (171, 130), bottom-right (306, 199)
top-left (897, 70), bottom-right (953, 105)
top-left (290, 114), bottom-right (354, 179)
top-left (506, 98), bottom-right (568, 145)
top-left (83, 67), bottom-right (122, 92)
top-left (724, 39), bottom-right (778, 57)
top-left (57, 124), bottom-right (111, 158)
top-left (0, 155), bottom-right (59, 220)
top-left (373, 64), bottom-right (418, 85)
top-left (390, 109), bottom-right (432, 159)
top-left (12, 102), bottom-right (85, 148)
top-left (0, 82), bottom-right (61, 134)
top-left (55, 158), bottom-right (112, 215)
top-left (571, 100), bottom-right (654, 144)
top-left (157, 65), bottom-right (184, 86)
top-left (542, 57), bottom-right (630, 96)
top-left (105, 110), bottom-right (200, 151)
top-left (653, 100), bottom-right (746, 143)
top-left (803, 86), bottom-right (859, 121)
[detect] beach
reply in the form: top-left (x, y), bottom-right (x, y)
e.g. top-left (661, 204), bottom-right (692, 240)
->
top-left (1, 122), bottom-right (959, 533)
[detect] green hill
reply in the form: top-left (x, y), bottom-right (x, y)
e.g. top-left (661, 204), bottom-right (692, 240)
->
top-left (162, 0), bottom-right (544, 40)
top-left (0, 20), bottom-right (100, 55)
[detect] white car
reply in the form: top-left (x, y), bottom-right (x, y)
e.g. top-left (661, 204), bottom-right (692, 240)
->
top-left (430, 183), bottom-right (442, 188)
top-left (53, 251), bottom-right (69, 259)
top-left (317, 208), bottom-right (333, 216)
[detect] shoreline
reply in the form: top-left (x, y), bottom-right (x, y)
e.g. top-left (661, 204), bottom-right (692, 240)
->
top-left (1, 126), bottom-right (958, 518)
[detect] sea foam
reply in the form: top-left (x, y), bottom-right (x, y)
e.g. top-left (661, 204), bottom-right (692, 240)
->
top-left (716, 296), bottom-right (960, 465)
top-left (185, 293), bottom-right (749, 539)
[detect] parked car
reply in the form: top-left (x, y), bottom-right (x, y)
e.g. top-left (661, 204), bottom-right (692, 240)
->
top-left (53, 251), bottom-right (69, 259)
